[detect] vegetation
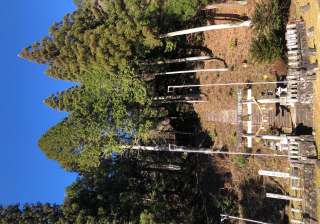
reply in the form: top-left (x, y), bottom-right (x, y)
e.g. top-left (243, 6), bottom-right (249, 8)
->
top-left (250, 0), bottom-right (282, 34)
top-left (8, 0), bottom-right (294, 222)
top-left (249, 0), bottom-right (285, 64)
top-left (249, 32), bottom-right (284, 64)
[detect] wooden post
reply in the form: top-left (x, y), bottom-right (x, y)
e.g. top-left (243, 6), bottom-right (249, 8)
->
top-left (291, 186), bottom-right (303, 190)
top-left (291, 208), bottom-right (303, 213)
top-left (149, 68), bottom-right (228, 76)
top-left (122, 145), bottom-right (300, 158)
top-left (201, 1), bottom-right (248, 10)
top-left (291, 219), bottom-right (304, 223)
top-left (266, 193), bottom-right (302, 201)
top-left (153, 94), bottom-right (203, 101)
top-left (259, 170), bottom-right (301, 179)
top-left (258, 170), bottom-right (291, 178)
top-left (245, 89), bottom-right (253, 147)
top-left (220, 215), bottom-right (271, 224)
top-left (160, 21), bottom-right (251, 38)
top-left (236, 86), bottom-right (243, 151)
top-left (153, 100), bottom-right (209, 104)
top-left (142, 56), bottom-right (214, 65)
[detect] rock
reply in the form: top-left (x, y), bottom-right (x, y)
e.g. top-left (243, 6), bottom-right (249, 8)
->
top-left (307, 26), bottom-right (314, 37)
top-left (306, 62), bottom-right (319, 75)
top-left (254, 155), bottom-right (264, 162)
top-left (299, 3), bottom-right (311, 12)
top-left (308, 48), bottom-right (317, 56)
top-left (316, 159), bottom-right (320, 169)
top-left (242, 63), bottom-right (248, 67)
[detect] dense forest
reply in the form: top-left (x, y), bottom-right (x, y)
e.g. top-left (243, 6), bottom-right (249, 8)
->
top-left (1, 0), bottom-right (218, 223)
top-left (1, 0), bottom-right (291, 222)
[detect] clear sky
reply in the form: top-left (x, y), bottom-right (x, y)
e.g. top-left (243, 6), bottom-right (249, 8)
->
top-left (0, 1), bottom-right (79, 207)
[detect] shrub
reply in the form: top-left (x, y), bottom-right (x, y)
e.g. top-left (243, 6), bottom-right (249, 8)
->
top-left (249, 31), bottom-right (283, 64)
top-left (209, 132), bottom-right (217, 138)
top-left (251, 0), bottom-right (282, 34)
top-left (234, 155), bottom-right (247, 168)
top-left (228, 41), bottom-right (236, 50)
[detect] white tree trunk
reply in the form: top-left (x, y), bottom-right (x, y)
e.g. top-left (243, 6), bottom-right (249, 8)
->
top-left (153, 94), bottom-right (203, 101)
top-left (160, 20), bottom-right (251, 38)
top-left (142, 56), bottom-right (214, 65)
top-left (121, 145), bottom-right (297, 157)
top-left (149, 68), bottom-right (228, 76)
top-left (153, 100), bottom-right (209, 104)
top-left (201, 1), bottom-right (248, 10)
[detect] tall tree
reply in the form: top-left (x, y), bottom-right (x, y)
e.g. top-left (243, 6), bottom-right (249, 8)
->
top-left (61, 150), bottom-right (202, 223)
top-left (18, 1), bottom-right (162, 83)
top-left (0, 203), bottom-right (63, 224)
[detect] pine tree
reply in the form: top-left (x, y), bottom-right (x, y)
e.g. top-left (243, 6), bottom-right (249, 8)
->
top-left (43, 86), bottom-right (86, 113)
top-left (18, 1), bottom-right (162, 83)
top-left (251, 0), bottom-right (282, 34)
top-left (249, 31), bottom-right (283, 64)
top-left (0, 202), bottom-right (63, 224)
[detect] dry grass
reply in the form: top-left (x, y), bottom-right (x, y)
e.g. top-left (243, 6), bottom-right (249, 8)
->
top-left (191, 1), bottom-right (292, 222)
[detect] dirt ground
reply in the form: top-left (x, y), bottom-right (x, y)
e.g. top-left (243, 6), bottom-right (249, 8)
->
top-left (191, 0), bottom-right (300, 223)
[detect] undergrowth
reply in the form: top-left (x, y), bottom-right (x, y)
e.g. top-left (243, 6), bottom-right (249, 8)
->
top-left (249, 0), bottom-right (285, 64)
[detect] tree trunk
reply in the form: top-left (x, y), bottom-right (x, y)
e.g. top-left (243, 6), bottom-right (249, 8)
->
top-left (149, 68), bottom-right (228, 76)
top-left (153, 100), bottom-right (209, 104)
top-left (142, 56), bottom-right (214, 65)
top-left (153, 94), bottom-right (203, 101)
top-left (160, 21), bottom-right (251, 38)
top-left (201, 1), bottom-right (248, 10)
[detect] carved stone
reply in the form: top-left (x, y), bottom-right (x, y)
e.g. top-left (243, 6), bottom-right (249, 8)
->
top-left (307, 26), bottom-right (314, 37)
top-left (307, 48), bottom-right (317, 56)
top-left (316, 160), bottom-right (320, 169)
top-left (299, 4), bottom-right (310, 12)
top-left (306, 62), bottom-right (319, 75)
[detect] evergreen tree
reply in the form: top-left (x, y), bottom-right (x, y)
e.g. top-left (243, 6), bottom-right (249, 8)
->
top-left (37, 112), bottom-right (130, 171)
top-left (0, 202), bottom-right (63, 224)
top-left (44, 86), bottom-right (88, 113)
top-left (249, 31), bottom-right (283, 64)
top-left (18, 1), bottom-right (162, 83)
top-left (61, 151), bottom-right (202, 223)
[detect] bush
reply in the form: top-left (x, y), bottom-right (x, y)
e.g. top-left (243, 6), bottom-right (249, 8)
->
top-left (234, 155), bottom-right (247, 168)
top-left (251, 0), bottom-right (282, 34)
top-left (249, 31), bottom-right (283, 64)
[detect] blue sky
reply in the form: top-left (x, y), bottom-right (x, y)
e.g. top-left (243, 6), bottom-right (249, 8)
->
top-left (0, 1), bottom-right (78, 207)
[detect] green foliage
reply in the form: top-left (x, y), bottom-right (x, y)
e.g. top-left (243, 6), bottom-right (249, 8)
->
top-left (0, 203), bottom-right (62, 223)
top-left (251, 0), bottom-right (282, 34)
top-left (59, 151), bottom-right (201, 223)
top-left (215, 72), bottom-right (219, 78)
top-left (233, 155), bottom-right (247, 168)
top-left (226, 89), bottom-right (237, 99)
top-left (227, 67), bottom-right (233, 72)
top-left (249, 32), bottom-right (283, 64)
top-left (213, 199), bottom-right (238, 215)
top-left (249, 0), bottom-right (284, 64)
top-left (164, 40), bottom-right (177, 53)
top-left (19, 1), bottom-right (162, 83)
top-left (228, 41), bottom-right (236, 50)
top-left (140, 210), bottom-right (156, 224)
top-left (209, 132), bottom-right (217, 138)
top-left (230, 134), bottom-right (237, 143)
top-left (162, 0), bottom-right (208, 22)
top-left (211, 53), bottom-right (220, 58)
